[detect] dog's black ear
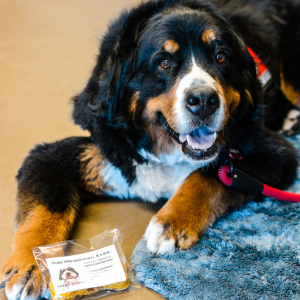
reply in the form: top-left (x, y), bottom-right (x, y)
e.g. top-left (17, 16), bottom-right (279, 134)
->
top-left (59, 269), bottom-right (65, 280)
top-left (68, 267), bottom-right (79, 277)
top-left (72, 1), bottom-right (168, 130)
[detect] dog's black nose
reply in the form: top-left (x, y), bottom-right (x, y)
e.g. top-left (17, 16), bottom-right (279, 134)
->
top-left (185, 87), bottom-right (219, 118)
top-left (66, 272), bottom-right (71, 276)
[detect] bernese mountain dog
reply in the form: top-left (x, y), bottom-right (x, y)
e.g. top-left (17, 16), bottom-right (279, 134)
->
top-left (1, 0), bottom-right (300, 299)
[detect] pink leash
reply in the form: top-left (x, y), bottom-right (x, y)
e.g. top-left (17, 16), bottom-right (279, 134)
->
top-left (218, 149), bottom-right (300, 203)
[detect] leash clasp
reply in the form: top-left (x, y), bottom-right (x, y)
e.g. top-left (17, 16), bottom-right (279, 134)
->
top-left (219, 148), bottom-right (264, 194)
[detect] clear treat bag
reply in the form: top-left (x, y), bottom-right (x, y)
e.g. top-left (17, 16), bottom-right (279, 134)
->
top-left (32, 229), bottom-right (141, 300)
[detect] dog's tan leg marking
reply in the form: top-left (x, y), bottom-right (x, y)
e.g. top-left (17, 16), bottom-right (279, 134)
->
top-left (145, 169), bottom-right (227, 254)
top-left (1, 204), bottom-right (76, 300)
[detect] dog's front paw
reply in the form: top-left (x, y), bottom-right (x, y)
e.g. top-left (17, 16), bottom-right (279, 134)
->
top-left (0, 253), bottom-right (49, 300)
top-left (145, 213), bottom-right (200, 255)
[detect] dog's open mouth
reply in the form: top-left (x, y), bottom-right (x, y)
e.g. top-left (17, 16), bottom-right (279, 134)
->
top-left (161, 115), bottom-right (219, 160)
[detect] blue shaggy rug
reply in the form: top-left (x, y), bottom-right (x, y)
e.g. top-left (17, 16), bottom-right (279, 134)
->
top-left (131, 135), bottom-right (300, 300)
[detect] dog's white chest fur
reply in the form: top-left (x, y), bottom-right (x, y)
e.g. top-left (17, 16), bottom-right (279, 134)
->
top-left (100, 149), bottom-right (201, 202)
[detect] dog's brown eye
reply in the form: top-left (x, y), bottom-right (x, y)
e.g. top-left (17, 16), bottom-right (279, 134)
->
top-left (216, 53), bottom-right (226, 63)
top-left (160, 60), bottom-right (171, 69)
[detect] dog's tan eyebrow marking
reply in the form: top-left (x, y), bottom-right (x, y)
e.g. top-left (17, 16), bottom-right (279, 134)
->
top-left (163, 40), bottom-right (180, 53)
top-left (202, 29), bottom-right (216, 43)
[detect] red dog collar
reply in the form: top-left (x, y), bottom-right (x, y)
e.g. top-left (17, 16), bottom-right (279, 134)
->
top-left (218, 149), bottom-right (300, 203)
top-left (247, 46), bottom-right (271, 86)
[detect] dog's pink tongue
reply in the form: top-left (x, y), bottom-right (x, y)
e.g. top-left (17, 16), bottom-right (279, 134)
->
top-left (179, 128), bottom-right (215, 150)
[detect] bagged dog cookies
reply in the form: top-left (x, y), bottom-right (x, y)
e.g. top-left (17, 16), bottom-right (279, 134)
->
top-left (33, 229), bottom-right (141, 300)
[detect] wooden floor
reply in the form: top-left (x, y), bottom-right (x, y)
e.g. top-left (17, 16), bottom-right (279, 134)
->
top-left (0, 1), bottom-right (165, 299)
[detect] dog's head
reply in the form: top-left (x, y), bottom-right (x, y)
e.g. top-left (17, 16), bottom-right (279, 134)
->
top-left (73, 0), bottom-right (262, 181)
top-left (59, 267), bottom-right (79, 281)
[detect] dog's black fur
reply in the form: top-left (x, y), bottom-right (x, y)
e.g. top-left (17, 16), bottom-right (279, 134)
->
top-left (1, 0), bottom-right (300, 299)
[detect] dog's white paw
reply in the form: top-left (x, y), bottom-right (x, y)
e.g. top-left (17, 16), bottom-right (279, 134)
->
top-left (0, 253), bottom-right (50, 300)
top-left (145, 210), bottom-right (202, 255)
top-left (281, 108), bottom-right (300, 136)
top-left (145, 218), bottom-right (176, 255)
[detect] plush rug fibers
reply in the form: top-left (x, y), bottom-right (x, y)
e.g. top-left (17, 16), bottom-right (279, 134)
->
top-left (131, 135), bottom-right (300, 300)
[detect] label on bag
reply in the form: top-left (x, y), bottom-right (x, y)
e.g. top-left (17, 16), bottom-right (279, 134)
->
top-left (46, 245), bottom-right (126, 294)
